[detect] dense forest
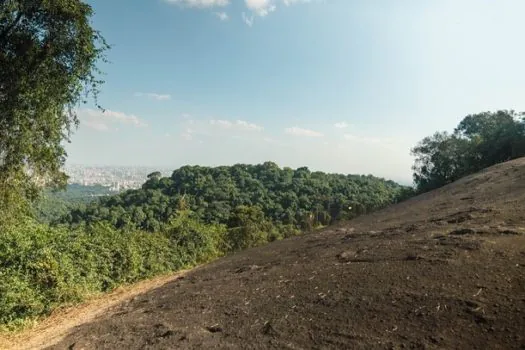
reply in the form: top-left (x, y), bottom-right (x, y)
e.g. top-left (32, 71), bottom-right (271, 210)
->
top-left (62, 163), bottom-right (405, 234)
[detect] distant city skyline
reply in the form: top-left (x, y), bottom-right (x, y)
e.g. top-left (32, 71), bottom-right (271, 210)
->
top-left (64, 160), bottom-right (412, 185)
top-left (64, 165), bottom-right (173, 191)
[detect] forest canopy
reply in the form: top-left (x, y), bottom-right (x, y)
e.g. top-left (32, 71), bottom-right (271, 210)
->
top-left (62, 162), bottom-right (406, 234)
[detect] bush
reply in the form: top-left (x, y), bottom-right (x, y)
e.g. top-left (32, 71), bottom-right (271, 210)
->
top-left (163, 211), bottom-right (227, 265)
top-left (0, 218), bottom-right (178, 329)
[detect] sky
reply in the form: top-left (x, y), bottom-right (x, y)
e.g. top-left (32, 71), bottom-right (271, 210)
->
top-left (67, 0), bottom-right (525, 184)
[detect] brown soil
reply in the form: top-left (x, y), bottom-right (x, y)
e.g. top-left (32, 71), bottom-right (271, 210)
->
top-left (11, 158), bottom-right (525, 349)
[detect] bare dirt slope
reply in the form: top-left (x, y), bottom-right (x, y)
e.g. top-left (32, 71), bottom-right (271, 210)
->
top-left (46, 158), bottom-right (525, 349)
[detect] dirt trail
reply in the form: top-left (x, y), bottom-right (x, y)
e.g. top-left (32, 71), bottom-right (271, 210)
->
top-left (5, 158), bottom-right (525, 349)
top-left (0, 272), bottom-right (188, 350)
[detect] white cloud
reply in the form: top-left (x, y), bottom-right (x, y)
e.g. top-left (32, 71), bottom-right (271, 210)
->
top-left (285, 126), bottom-right (323, 137)
top-left (181, 129), bottom-right (194, 141)
top-left (135, 92), bottom-right (172, 101)
top-left (163, 0), bottom-right (229, 8)
top-left (178, 118), bottom-right (263, 142)
top-left (210, 119), bottom-right (264, 131)
top-left (79, 109), bottom-right (148, 131)
top-left (245, 0), bottom-right (276, 16)
top-left (215, 11), bottom-right (229, 20)
top-left (334, 122), bottom-right (349, 129)
top-left (163, 0), bottom-right (312, 26)
top-left (244, 0), bottom-right (310, 19)
top-left (283, 0), bottom-right (310, 6)
top-left (83, 119), bottom-right (109, 132)
top-left (241, 12), bottom-right (254, 26)
top-left (343, 134), bottom-right (386, 144)
top-left (263, 137), bottom-right (284, 145)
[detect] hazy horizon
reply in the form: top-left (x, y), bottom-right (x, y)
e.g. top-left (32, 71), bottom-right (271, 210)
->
top-left (64, 161), bottom-right (412, 186)
top-left (67, 0), bottom-right (525, 185)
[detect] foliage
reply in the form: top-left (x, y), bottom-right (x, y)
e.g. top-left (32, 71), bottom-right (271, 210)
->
top-left (0, 214), bottom-right (227, 329)
top-left (63, 163), bottom-right (406, 234)
top-left (0, 0), bottom-right (109, 214)
top-left (392, 186), bottom-right (417, 203)
top-left (226, 205), bottom-right (279, 251)
top-left (411, 110), bottom-right (525, 193)
top-left (164, 210), bottom-right (227, 264)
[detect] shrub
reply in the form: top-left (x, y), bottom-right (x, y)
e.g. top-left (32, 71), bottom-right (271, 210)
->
top-left (0, 218), bottom-right (177, 329)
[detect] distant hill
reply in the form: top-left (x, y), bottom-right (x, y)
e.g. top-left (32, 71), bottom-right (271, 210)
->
top-left (61, 162), bottom-right (406, 233)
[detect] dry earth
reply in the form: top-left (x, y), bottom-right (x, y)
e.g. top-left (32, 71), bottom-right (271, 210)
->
top-left (6, 158), bottom-right (525, 349)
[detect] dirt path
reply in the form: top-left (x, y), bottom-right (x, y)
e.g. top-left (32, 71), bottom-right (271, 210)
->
top-left (0, 272), bottom-right (188, 350)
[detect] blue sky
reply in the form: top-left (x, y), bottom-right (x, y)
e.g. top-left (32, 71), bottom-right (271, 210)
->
top-left (67, 0), bottom-right (525, 184)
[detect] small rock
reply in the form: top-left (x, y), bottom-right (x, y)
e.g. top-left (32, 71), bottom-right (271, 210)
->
top-left (450, 228), bottom-right (475, 235)
top-left (337, 250), bottom-right (357, 262)
top-left (206, 324), bottom-right (223, 333)
top-left (262, 321), bottom-right (278, 336)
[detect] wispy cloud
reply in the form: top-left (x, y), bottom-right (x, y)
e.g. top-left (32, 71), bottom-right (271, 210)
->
top-left (179, 118), bottom-right (263, 141)
top-left (243, 0), bottom-right (311, 21)
top-left (79, 109), bottom-right (148, 131)
top-left (343, 134), bottom-right (385, 144)
top-left (163, 0), bottom-right (229, 8)
top-left (215, 11), bottom-right (229, 20)
top-left (210, 119), bottom-right (264, 131)
top-left (181, 128), bottom-right (194, 141)
top-left (245, 0), bottom-right (276, 16)
top-left (164, 0), bottom-right (312, 26)
top-left (135, 92), bottom-right (172, 101)
top-left (285, 126), bottom-right (323, 137)
top-left (263, 137), bottom-right (285, 145)
top-left (283, 0), bottom-right (311, 6)
top-left (241, 12), bottom-right (254, 26)
top-left (83, 119), bottom-right (109, 132)
top-left (334, 122), bottom-right (349, 129)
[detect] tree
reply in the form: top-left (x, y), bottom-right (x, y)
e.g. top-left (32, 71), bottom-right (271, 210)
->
top-left (411, 110), bottom-right (525, 193)
top-left (455, 110), bottom-right (525, 167)
top-left (0, 0), bottom-right (109, 213)
top-left (411, 131), bottom-right (474, 192)
top-left (226, 205), bottom-right (274, 251)
top-left (142, 171), bottom-right (162, 189)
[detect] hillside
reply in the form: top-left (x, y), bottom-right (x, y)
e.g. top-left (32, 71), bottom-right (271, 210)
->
top-left (36, 157), bottom-right (525, 349)
top-left (63, 162), bottom-right (405, 234)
